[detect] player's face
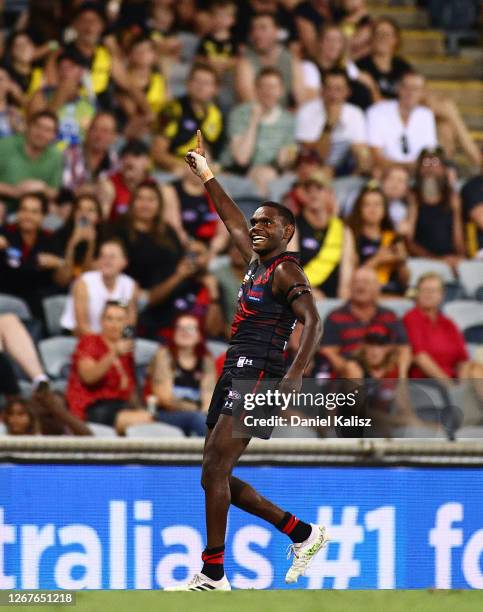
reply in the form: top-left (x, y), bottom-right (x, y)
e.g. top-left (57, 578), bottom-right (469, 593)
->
top-left (249, 207), bottom-right (290, 254)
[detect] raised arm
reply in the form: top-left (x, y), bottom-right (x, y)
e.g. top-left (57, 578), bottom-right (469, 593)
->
top-left (185, 130), bottom-right (253, 263)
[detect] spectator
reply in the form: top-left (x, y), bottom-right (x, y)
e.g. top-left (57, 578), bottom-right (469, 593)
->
top-left (138, 239), bottom-right (225, 341)
top-left (302, 24), bottom-right (374, 110)
top-left (196, 0), bottom-right (238, 78)
top-left (3, 30), bottom-right (44, 100)
top-left (282, 148), bottom-right (324, 215)
top-left (0, 192), bottom-right (61, 319)
top-left (28, 51), bottom-right (96, 149)
top-left (366, 70), bottom-right (438, 171)
top-left (347, 184), bottom-right (409, 295)
top-left (338, 0), bottom-right (371, 38)
top-left (2, 398), bottom-right (40, 435)
top-left (213, 241), bottom-right (247, 332)
top-left (0, 68), bottom-right (23, 138)
top-left (29, 389), bottom-right (92, 436)
top-left (403, 273), bottom-right (483, 389)
top-left (50, 193), bottom-right (105, 289)
top-left (161, 165), bottom-right (228, 254)
top-left (66, 300), bottom-right (139, 427)
top-left (224, 67), bottom-right (296, 197)
top-left (290, 172), bottom-right (355, 299)
top-left (296, 68), bottom-right (370, 177)
top-left (235, 13), bottom-right (304, 106)
top-left (356, 17), bottom-right (412, 100)
top-left (320, 267), bottom-right (410, 378)
top-left (405, 147), bottom-right (465, 268)
top-left (0, 313), bottom-right (49, 394)
top-left (147, 0), bottom-right (183, 61)
top-left (143, 314), bottom-right (216, 436)
top-left (381, 165), bottom-right (411, 232)
top-left (97, 139), bottom-right (152, 220)
top-left (349, 18), bottom-right (373, 63)
top-left (61, 239), bottom-right (138, 336)
top-left (62, 111), bottom-right (119, 191)
top-left (0, 110), bottom-right (62, 213)
top-left (152, 63), bottom-right (223, 173)
top-left (109, 181), bottom-right (182, 292)
top-left (461, 171), bottom-right (483, 258)
top-left (294, 0), bottom-right (335, 60)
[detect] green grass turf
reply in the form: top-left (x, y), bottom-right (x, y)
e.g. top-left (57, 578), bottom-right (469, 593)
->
top-left (13, 590), bottom-right (483, 612)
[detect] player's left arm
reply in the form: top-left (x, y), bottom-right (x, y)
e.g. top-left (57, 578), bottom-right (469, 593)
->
top-left (273, 261), bottom-right (322, 392)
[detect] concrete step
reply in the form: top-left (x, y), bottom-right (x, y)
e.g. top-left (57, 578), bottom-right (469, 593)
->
top-left (407, 55), bottom-right (483, 80)
top-left (369, 5), bottom-right (428, 28)
top-left (401, 30), bottom-right (445, 55)
top-left (427, 80), bottom-right (483, 106)
top-left (460, 106), bottom-right (483, 131)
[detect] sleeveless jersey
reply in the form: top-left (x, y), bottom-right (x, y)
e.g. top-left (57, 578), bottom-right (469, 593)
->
top-left (224, 252), bottom-right (301, 375)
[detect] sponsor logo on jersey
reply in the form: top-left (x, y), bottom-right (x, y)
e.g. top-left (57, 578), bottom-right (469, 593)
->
top-left (237, 356), bottom-right (253, 368)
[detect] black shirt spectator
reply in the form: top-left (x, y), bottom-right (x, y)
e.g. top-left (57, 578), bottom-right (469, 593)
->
top-left (461, 174), bottom-right (483, 256)
top-left (356, 55), bottom-right (412, 100)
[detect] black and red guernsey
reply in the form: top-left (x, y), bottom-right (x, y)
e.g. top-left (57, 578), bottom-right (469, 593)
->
top-left (223, 251), bottom-right (302, 375)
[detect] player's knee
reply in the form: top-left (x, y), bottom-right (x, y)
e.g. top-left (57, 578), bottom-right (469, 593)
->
top-left (201, 448), bottom-right (229, 489)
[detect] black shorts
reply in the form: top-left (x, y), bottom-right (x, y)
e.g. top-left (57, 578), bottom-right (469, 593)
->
top-left (206, 366), bottom-right (282, 432)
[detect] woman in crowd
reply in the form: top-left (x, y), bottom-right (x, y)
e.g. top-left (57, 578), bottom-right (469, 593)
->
top-left (381, 165), bottom-right (411, 232)
top-left (2, 397), bottom-right (40, 435)
top-left (60, 239), bottom-right (138, 336)
top-left (347, 184), bottom-right (409, 294)
top-left (143, 314), bottom-right (216, 436)
top-left (66, 300), bottom-right (140, 428)
top-left (290, 172), bottom-right (355, 299)
top-left (0, 67), bottom-right (23, 138)
top-left (51, 193), bottom-right (105, 289)
top-left (3, 31), bottom-right (44, 102)
top-left (404, 148), bottom-right (465, 269)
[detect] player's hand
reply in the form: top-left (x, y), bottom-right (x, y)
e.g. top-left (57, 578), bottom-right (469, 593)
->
top-left (185, 130), bottom-right (214, 183)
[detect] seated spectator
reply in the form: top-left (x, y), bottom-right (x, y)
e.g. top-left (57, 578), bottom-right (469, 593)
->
top-left (349, 18), bottom-right (373, 63)
top-left (161, 165), bottom-right (228, 254)
top-left (356, 17), bottom-right (412, 100)
top-left (381, 165), bottom-right (410, 232)
top-left (0, 110), bottom-right (62, 213)
top-left (50, 193), bottom-right (105, 289)
top-left (143, 314), bottom-right (216, 436)
top-left (196, 0), bottom-right (238, 78)
top-left (97, 139), bottom-right (152, 220)
top-left (28, 51), bottom-right (96, 150)
top-left (213, 241), bottom-right (247, 334)
top-left (224, 67), bottom-right (296, 197)
top-left (338, 0), bottom-right (371, 39)
top-left (291, 172), bottom-right (354, 299)
top-left (115, 35), bottom-right (168, 139)
top-left (403, 273), bottom-right (483, 393)
top-left (282, 148), bottom-right (324, 215)
top-left (302, 24), bottom-right (374, 110)
top-left (347, 184), bottom-right (409, 295)
top-left (294, 0), bottom-right (336, 60)
top-left (138, 239), bottom-right (225, 341)
top-left (3, 30), bottom-right (44, 101)
top-left (232, 0), bottom-right (297, 46)
top-left (296, 68), bottom-right (370, 177)
top-left (461, 171), bottom-right (483, 258)
top-left (147, 0), bottom-right (183, 61)
top-left (2, 398), bottom-right (39, 435)
top-left (320, 267), bottom-right (410, 377)
top-left (61, 239), bottom-right (138, 336)
top-left (0, 192), bottom-right (61, 319)
top-left (66, 300), bottom-right (139, 426)
top-left (0, 68), bottom-right (23, 138)
top-left (366, 71), bottom-right (438, 172)
top-left (152, 63), bottom-right (223, 173)
top-left (235, 12), bottom-right (305, 106)
top-left (405, 148), bottom-right (465, 268)
top-left (0, 313), bottom-right (49, 395)
top-left (62, 111), bottom-right (119, 191)
top-left (109, 181), bottom-right (182, 292)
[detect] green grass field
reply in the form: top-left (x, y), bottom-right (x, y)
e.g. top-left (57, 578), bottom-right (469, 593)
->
top-left (13, 590), bottom-right (483, 612)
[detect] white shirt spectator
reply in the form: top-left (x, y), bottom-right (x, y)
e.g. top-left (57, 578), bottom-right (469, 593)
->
top-left (61, 270), bottom-right (135, 333)
top-left (366, 100), bottom-right (437, 164)
top-left (295, 98), bottom-right (366, 169)
top-left (302, 60), bottom-right (360, 91)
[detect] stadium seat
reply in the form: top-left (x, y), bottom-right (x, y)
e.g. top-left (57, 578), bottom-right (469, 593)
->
top-left (38, 336), bottom-right (77, 379)
top-left (456, 426), bottom-right (483, 440)
top-left (379, 298), bottom-right (414, 318)
top-left (134, 338), bottom-right (159, 367)
top-left (267, 173), bottom-right (295, 203)
top-left (86, 422), bottom-right (118, 437)
top-left (42, 295), bottom-right (68, 337)
top-left (18, 380), bottom-right (34, 398)
top-left (442, 300), bottom-right (483, 341)
top-left (206, 339), bottom-right (229, 358)
top-left (0, 422), bottom-right (5, 435)
top-left (316, 298), bottom-right (344, 322)
top-left (217, 173), bottom-right (259, 199)
top-left (208, 255), bottom-right (230, 272)
top-left (407, 258), bottom-right (455, 286)
top-left (457, 261), bottom-right (483, 298)
top-left (125, 422), bottom-right (184, 438)
top-left (0, 293), bottom-right (31, 320)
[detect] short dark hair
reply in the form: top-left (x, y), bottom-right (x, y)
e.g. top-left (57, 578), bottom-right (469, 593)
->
top-left (188, 61), bottom-right (219, 85)
top-left (255, 66), bottom-right (284, 84)
top-left (398, 68), bottom-right (424, 84)
top-left (18, 191), bottom-right (49, 215)
top-left (28, 109), bottom-right (58, 129)
top-left (99, 238), bottom-right (128, 259)
top-left (73, 1), bottom-right (106, 22)
top-left (251, 12), bottom-right (279, 28)
top-left (322, 68), bottom-right (351, 88)
top-left (120, 138), bottom-right (149, 158)
top-left (259, 201), bottom-right (295, 232)
top-left (102, 300), bottom-right (129, 317)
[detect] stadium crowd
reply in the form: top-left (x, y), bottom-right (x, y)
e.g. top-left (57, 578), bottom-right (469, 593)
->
top-left (0, 0), bottom-right (482, 438)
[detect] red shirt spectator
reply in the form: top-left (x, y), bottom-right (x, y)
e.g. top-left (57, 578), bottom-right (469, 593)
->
top-left (403, 306), bottom-right (468, 378)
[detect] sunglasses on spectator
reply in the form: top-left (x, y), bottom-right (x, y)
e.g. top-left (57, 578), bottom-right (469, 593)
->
top-left (400, 134), bottom-right (409, 155)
